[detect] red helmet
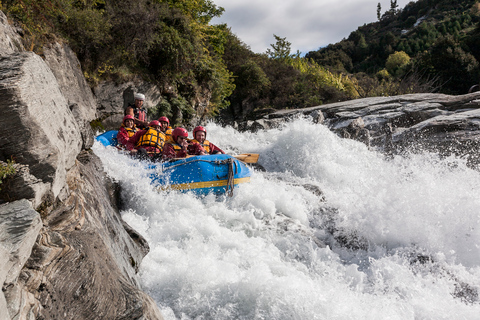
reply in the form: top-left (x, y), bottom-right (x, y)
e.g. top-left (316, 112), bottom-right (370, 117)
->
top-left (158, 116), bottom-right (170, 125)
top-left (123, 115), bottom-right (135, 124)
top-left (172, 127), bottom-right (188, 142)
top-left (149, 120), bottom-right (160, 127)
top-left (193, 126), bottom-right (206, 139)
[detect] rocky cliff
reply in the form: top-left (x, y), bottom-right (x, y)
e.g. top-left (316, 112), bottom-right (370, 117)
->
top-left (0, 11), bottom-right (163, 320)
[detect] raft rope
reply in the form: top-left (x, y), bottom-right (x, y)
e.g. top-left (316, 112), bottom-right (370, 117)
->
top-left (225, 157), bottom-right (235, 197)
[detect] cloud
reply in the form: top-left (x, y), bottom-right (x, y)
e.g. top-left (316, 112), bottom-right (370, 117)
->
top-left (212, 0), bottom-right (414, 54)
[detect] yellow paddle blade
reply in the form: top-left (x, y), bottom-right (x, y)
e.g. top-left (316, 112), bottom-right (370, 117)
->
top-left (233, 153), bottom-right (259, 163)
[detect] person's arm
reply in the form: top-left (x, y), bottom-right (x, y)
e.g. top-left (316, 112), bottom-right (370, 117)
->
top-left (134, 119), bottom-right (149, 128)
top-left (117, 127), bottom-right (129, 146)
top-left (188, 143), bottom-right (206, 156)
top-left (125, 106), bottom-right (134, 117)
top-left (209, 142), bottom-right (225, 154)
top-left (126, 130), bottom-right (144, 151)
top-left (162, 143), bottom-right (176, 160)
top-left (176, 148), bottom-right (188, 158)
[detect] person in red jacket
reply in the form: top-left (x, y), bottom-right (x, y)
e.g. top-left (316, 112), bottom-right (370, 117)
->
top-left (162, 127), bottom-right (205, 160)
top-left (117, 115), bottom-right (137, 149)
top-left (127, 120), bottom-right (166, 160)
top-left (190, 126), bottom-right (225, 154)
top-left (158, 116), bottom-right (173, 143)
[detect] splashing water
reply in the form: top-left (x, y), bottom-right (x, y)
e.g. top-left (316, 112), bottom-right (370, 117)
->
top-left (94, 118), bottom-right (480, 319)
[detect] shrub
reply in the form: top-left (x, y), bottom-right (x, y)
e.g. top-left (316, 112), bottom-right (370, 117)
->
top-left (0, 159), bottom-right (16, 191)
top-left (385, 51), bottom-right (411, 77)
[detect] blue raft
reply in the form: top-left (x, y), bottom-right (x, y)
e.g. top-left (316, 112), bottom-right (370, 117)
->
top-left (95, 130), bottom-right (251, 196)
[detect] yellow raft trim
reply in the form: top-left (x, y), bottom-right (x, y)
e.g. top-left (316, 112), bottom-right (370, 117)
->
top-left (156, 177), bottom-right (251, 192)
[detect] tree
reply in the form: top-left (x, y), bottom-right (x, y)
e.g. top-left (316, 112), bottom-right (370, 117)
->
top-left (385, 51), bottom-right (410, 77)
top-left (377, 3), bottom-right (382, 21)
top-left (390, 0), bottom-right (398, 13)
top-left (266, 35), bottom-right (292, 60)
top-left (417, 36), bottom-right (479, 94)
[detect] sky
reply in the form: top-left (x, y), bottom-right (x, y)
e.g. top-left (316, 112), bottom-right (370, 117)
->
top-left (211, 0), bottom-right (415, 55)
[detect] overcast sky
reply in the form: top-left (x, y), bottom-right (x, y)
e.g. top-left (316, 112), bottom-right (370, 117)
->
top-left (211, 0), bottom-right (415, 54)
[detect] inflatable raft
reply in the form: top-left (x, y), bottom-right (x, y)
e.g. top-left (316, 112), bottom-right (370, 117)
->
top-left (95, 130), bottom-right (251, 196)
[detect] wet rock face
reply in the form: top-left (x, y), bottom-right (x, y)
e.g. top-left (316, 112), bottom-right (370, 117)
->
top-left (20, 152), bottom-right (162, 320)
top-left (1, 153), bottom-right (163, 320)
top-left (42, 41), bottom-right (97, 124)
top-left (43, 41), bottom-right (97, 150)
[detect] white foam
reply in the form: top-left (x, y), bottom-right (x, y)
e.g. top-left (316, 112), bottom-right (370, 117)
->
top-left (93, 118), bottom-right (480, 319)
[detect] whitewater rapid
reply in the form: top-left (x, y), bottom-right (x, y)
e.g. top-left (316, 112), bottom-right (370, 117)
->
top-left (93, 118), bottom-right (480, 319)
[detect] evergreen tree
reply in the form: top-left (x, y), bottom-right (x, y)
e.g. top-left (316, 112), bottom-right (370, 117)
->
top-left (266, 35), bottom-right (292, 60)
top-left (377, 3), bottom-right (382, 21)
top-left (390, 0), bottom-right (398, 13)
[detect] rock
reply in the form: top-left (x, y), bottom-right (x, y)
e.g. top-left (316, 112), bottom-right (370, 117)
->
top-left (0, 52), bottom-right (83, 208)
top-left (0, 11), bottom-right (24, 56)
top-left (0, 162), bottom-right (53, 207)
top-left (256, 92), bottom-right (480, 166)
top-left (94, 80), bottom-right (163, 120)
top-left (0, 199), bottom-right (42, 320)
top-left (10, 152), bottom-right (163, 319)
top-left (101, 113), bottom-right (124, 132)
top-left (339, 117), bottom-right (371, 147)
top-left (43, 41), bottom-right (98, 149)
top-left (42, 41), bottom-right (97, 123)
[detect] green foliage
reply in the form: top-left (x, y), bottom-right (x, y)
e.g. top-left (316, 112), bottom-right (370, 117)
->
top-left (266, 35), bottom-right (292, 60)
top-left (90, 119), bottom-right (105, 134)
top-left (2, 0), bottom-right (233, 124)
top-left (376, 69), bottom-right (391, 81)
top-left (385, 51), bottom-right (411, 76)
top-left (416, 35), bottom-right (479, 94)
top-left (236, 60), bottom-right (271, 96)
top-left (306, 0), bottom-right (480, 95)
top-left (149, 100), bottom-right (173, 120)
top-left (0, 159), bottom-right (16, 191)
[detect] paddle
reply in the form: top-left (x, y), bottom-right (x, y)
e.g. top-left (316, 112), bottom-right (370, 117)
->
top-left (233, 153), bottom-right (259, 163)
top-left (149, 152), bottom-right (260, 163)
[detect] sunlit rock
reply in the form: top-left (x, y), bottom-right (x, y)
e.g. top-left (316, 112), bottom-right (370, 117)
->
top-left (0, 199), bottom-right (42, 320)
top-left (0, 11), bottom-right (24, 56)
top-left (0, 52), bottom-right (83, 207)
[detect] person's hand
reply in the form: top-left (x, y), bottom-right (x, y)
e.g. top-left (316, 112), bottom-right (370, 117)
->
top-left (178, 137), bottom-right (188, 149)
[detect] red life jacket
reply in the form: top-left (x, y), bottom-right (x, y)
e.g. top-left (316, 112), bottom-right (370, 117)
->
top-left (135, 108), bottom-right (147, 122)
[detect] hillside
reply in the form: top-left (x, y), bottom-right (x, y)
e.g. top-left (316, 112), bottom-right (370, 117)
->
top-left (306, 0), bottom-right (480, 95)
top-left (2, 0), bottom-right (479, 124)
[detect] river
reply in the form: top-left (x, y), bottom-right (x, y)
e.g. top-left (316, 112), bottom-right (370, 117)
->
top-left (93, 118), bottom-right (480, 319)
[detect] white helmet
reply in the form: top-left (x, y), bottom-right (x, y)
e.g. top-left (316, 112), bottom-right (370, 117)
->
top-left (134, 93), bottom-right (145, 101)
